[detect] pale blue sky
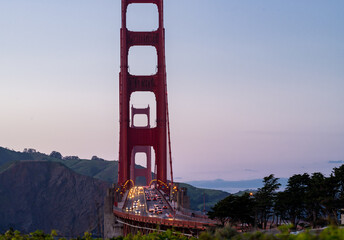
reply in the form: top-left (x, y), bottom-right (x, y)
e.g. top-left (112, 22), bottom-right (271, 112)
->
top-left (0, 0), bottom-right (343, 181)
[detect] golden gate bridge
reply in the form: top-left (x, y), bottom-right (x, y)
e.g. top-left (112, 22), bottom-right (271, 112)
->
top-left (104, 0), bottom-right (215, 237)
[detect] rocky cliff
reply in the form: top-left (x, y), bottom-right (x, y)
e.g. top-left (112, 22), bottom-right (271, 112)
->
top-left (0, 161), bottom-right (109, 236)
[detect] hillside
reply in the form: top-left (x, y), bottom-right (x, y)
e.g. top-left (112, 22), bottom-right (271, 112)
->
top-left (0, 161), bottom-right (109, 236)
top-left (0, 147), bottom-right (229, 211)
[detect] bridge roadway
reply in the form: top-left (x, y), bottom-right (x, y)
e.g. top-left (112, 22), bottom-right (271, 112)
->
top-left (113, 186), bottom-right (215, 236)
top-left (123, 186), bottom-right (174, 218)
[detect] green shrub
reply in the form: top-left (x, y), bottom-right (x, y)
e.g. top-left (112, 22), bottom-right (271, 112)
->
top-left (214, 226), bottom-right (238, 240)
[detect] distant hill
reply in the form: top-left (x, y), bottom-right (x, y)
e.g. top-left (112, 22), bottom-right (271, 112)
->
top-left (0, 161), bottom-right (109, 236)
top-left (0, 147), bottom-right (118, 183)
top-left (47, 157), bottom-right (117, 184)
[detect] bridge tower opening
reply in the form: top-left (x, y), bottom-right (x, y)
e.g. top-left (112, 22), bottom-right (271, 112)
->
top-left (118, 0), bottom-right (173, 192)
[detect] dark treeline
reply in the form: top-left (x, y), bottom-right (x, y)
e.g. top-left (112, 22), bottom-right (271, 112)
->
top-left (208, 164), bottom-right (344, 230)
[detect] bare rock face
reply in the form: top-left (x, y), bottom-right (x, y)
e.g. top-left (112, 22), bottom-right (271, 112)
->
top-left (0, 161), bottom-right (110, 236)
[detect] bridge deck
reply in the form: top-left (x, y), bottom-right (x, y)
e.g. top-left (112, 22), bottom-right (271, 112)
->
top-left (113, 186), bottom-right (214, 233)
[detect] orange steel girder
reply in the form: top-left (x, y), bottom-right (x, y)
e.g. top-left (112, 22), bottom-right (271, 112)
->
top-left (118, 0), bottom-right (168, 188)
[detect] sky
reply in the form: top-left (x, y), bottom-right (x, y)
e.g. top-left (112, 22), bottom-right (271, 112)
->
top-left (0, 0), bottom-right (343, 182)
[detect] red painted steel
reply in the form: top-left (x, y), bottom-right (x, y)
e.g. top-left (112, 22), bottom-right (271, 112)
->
top-left (118, 0), bottom-right (169, 189)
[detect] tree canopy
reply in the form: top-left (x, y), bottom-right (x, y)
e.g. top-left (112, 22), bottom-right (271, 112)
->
top-left (49, 151), bottom-right (62, 159)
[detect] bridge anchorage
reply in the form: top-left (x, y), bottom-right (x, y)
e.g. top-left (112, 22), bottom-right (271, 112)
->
top-left (104, 0), bottom-right (215, 237)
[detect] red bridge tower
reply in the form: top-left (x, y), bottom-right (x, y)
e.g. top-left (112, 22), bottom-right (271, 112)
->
top-left (118, 0), bottom-right (172, 190)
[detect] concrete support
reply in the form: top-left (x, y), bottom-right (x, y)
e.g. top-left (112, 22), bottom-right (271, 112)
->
top-left (104, 188), bottom-right (123, 238)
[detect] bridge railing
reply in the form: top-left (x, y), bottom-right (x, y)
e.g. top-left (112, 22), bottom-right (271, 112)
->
top-left (113, 208), bottom-right (213, 230)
